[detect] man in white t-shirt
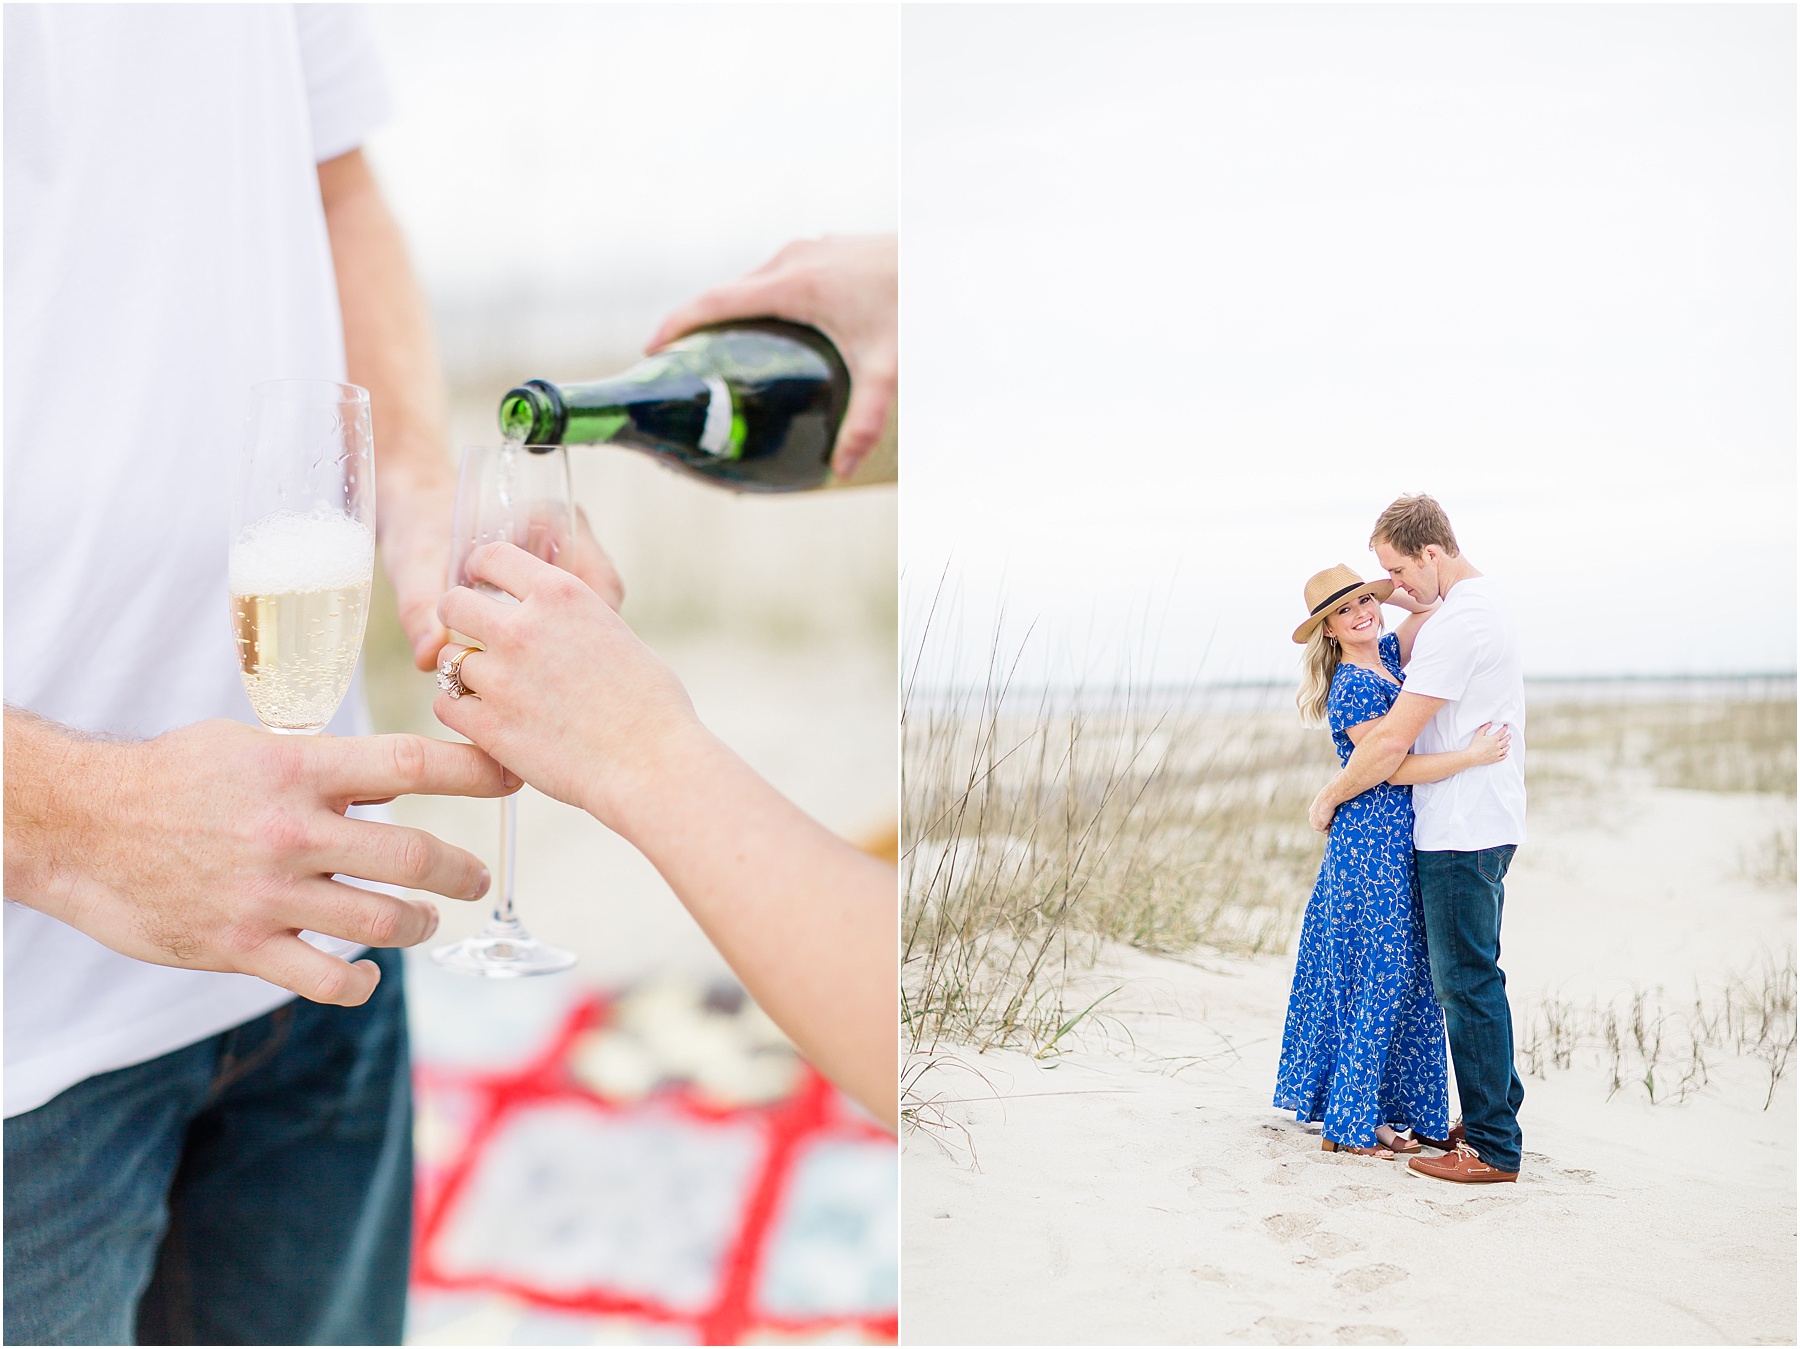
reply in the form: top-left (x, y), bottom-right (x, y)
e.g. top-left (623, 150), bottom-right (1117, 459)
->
top-left (1307, 495), bottom-right (1527, 1185)
top-left (2, 8), bottom-right (616, 1343)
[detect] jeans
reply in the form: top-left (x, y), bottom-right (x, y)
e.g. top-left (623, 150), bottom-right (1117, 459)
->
top-left (4, 947), bottom-right (411, 1346)
top-left (1416, 846), bottom-right (1525, 1173)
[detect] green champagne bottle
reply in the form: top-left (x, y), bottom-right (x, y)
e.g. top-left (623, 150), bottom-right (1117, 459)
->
top-left (497, 320), bottom-right (861, 492)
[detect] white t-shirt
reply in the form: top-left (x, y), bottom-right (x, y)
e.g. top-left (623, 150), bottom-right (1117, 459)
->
top-left (1402, 576), bottom-right (1529, 852)
top-left (4, 5), bottom-right (394, 1118)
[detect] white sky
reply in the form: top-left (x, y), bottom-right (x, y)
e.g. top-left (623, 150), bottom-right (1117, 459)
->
top-left (365, 4), bottom-right (899, 370)
top-left (902, 4), bottom-right (1796, 683)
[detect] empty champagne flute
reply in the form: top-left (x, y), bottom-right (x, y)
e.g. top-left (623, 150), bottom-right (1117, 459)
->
top-left (431, 443), bottom-right (577, 978)
top-left (230, 380), bottom-right (376, 734)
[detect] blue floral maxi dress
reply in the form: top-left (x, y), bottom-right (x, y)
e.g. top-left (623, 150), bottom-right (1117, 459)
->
top-left (1273, 633), bottom-right (1450, 1146)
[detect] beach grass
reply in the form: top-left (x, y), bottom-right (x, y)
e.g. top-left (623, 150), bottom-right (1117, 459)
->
top-left (902, 668), bottom-right (1332, 1057)
top-left (901, 632), bottom-right (1796, 1111)
top-left (1526, 696), bottom-right (1796, 798)
top-left (1519, 954), bottom-right (1796, 1108)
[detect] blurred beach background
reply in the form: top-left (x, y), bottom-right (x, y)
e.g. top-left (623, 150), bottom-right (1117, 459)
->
top-left (350, 6), bottom-right (898, 1343)
top-left (900, 6), bottom-right (1793, 1344)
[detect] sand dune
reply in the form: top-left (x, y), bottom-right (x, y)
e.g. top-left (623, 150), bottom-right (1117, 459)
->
top-left (902, 781), bottom-right (1795, 1346)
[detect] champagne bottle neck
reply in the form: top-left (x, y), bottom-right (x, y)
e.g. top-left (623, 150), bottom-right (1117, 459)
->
top-left (494, 322), bottom-right (849, 490)
top-left (498, 380), bottom-right (565, 445)
top-left (499, 352), bottom-right (726, 450)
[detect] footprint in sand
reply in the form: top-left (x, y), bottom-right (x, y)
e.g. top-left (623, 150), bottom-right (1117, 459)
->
top-left (1334, 1263), bottom-right (1409, 1294)
top-left (1261, 1159), bottom-right (1312, 1187)
top-left (1413, 1192), bottom-right (1521, 1223)
top-left (1226, 1314), bottom-right (1335, 1344)
top-left (1308, 1230), bottom-right (1365, 1258)
top-left (1227, 1315), bottom-right (1408, 1345)
top-left (1334, 1325), bottom-right (1406, 1345)
top-left (1190, 1164), bottom-right (1251, 1194)
top-left (1317, 1184), bottom-right (1388, 1208)
top-left (1263, 1212), bottom-right (1322, 1242)
top-left (1525, 1159), bottom-right (1598, 1187)
top-left (1259, 1123), bottom-right (1317, 1158)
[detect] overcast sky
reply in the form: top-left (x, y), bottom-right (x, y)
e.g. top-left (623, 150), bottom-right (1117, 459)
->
top-left (903, 4), bottom-right (1795, 684)
top-left (366, 4), bottom-right (898, 372)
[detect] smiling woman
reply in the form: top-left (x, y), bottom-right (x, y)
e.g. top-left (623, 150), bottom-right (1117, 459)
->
top-left (1277, 583), bottom-right (1451, 1159)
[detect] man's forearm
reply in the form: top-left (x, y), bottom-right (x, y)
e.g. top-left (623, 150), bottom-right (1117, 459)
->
top-left (1325, 728), bottom-right (1413, 807)
top-left (320, 150), bottom-right (450, 494)
top-left (4, 707), bottom-right (115, 909)
top-left (319, 149), bottom-right (456, 665)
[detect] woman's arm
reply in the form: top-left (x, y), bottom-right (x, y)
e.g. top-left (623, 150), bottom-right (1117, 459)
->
top-left (1343, 719), bottom-right (1510, 785)
top-left (1383, 591), bottom-right (1441, 666)
top-left (433, 544), bottom-right (897, 1130)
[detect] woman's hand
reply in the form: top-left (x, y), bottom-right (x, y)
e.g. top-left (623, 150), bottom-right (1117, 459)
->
top-left (430, 544), bottom-right (899, 1129)
top-left (1382, 586), bottom-right (1437, 616)
top-left (1464, 722), bottom-right (1511, 767)
top-left (389, 498), bottom-right (626, 673)
top-left (432, 543), bottom-right (699, 820)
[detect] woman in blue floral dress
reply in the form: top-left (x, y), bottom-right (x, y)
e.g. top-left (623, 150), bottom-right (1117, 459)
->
top-left (1274, 565), bottom-right (1511, 1158)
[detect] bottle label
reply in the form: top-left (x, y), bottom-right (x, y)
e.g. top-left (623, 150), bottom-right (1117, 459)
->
top-left (698, 375), bottom-right (735, 457)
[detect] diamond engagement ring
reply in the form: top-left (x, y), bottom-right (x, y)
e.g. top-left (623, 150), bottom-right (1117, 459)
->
top-left (437, 646), bottom-right (476, 699)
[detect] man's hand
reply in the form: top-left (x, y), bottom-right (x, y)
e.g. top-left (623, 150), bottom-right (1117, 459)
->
top-left (319, 149), bottom-right (628, 669)
top-left (386, 499), bottom-right (627, 672)
top-left (1309, 783), bottom-right (1342, 833)
top-left (375, 472), bottom-right (458, 672)
top-left (4, 713), bottom-right (516, 1007)
top-left (648, 235), bottom-right (897, 480)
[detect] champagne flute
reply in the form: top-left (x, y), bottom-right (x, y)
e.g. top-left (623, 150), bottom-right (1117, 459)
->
top-left (431, 443), bottom-right (577, 978)
top-left (230, 381), bottom-right (376, 734)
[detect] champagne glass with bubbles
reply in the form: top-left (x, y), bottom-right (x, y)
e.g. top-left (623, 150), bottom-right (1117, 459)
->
top-left (231, 381), bottom-right (376, 734)
top-left (431, 443), bottom-right (577, 978)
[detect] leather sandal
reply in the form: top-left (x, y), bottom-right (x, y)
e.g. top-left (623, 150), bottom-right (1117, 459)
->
top-left (1378, 1127), bottom-right (1422, 1154)
top-left (1322, 1138), bottom-right (1396, 1159)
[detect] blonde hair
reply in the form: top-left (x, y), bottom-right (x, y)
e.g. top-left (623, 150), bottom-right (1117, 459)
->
top-left (1297, 624), bottom-right (1340, 726)
top-left (1297, 605), bottom-right (1385, 726)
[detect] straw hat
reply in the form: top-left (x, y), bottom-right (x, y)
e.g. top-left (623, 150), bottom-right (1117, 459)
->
top-left (1291, 564), bottom-right (1394, 644)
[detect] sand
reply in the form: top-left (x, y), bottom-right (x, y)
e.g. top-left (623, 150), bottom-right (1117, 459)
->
top-left (901, 782), bottom-right (1795, 1346)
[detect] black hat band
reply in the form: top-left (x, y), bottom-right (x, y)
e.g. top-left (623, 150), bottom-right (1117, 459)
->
top-left (1308, 581), bottom-right (1368, 617)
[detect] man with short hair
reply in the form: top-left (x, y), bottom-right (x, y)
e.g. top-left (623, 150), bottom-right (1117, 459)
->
top-left (1308, 494), bottom-right (1528, 1184)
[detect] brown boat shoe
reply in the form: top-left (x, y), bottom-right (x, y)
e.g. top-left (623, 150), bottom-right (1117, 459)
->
top-left (1407, 1140), bottom-right (1518, 1184)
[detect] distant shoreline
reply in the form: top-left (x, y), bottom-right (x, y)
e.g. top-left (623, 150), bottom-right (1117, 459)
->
top-left (907, 673), bottom-right (1796, 714)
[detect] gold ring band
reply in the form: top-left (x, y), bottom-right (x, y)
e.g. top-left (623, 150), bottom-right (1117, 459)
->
top-left (436, 646), bottom-right (477, 699)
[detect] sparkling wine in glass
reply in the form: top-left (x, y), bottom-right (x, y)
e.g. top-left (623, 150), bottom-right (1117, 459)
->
top-left (431, 442), bottom-right (577, 978)
top-left (230, 381), bottom-right (376, 734)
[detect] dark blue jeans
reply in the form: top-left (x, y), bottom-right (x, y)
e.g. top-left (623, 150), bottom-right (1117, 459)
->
top-left (1416, 846), bottom-right (1525, 1172)
top-left (4, 948), bottom-right (412, 1346)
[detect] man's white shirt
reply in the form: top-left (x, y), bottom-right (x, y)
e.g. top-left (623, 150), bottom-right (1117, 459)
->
top-left (4, 4), bottom-right (393, 1118)
top-left (1401, 576), bottom-right (1529, 852)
